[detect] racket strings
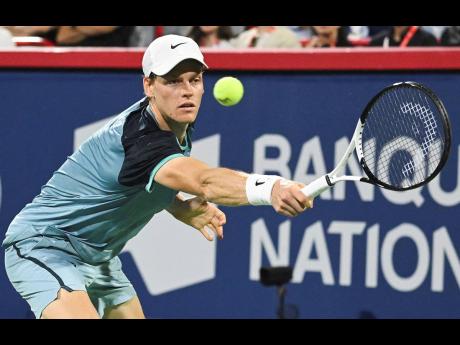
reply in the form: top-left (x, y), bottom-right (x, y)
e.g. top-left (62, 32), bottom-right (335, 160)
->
top-left (361, 86), bottom-right (446, 189)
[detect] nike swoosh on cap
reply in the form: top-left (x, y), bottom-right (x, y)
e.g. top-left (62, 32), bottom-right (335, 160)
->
top-left (171, 42), bottom-right (187, 49)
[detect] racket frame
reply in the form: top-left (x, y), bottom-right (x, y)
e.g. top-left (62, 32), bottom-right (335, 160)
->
top-left (301, 81), bottom-right (451, 198)
top-left (359, 81), bottom-right (451, 191)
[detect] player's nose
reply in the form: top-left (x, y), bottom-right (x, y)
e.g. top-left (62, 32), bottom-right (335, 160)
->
top-left (181, 81), bottom-right (194, 94)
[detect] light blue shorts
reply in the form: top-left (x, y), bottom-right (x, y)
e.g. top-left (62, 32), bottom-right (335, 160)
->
top-left (4, 235), bottom-right (136, 319)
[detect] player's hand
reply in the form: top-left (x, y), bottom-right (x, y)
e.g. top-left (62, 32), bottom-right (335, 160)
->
top-left (175, 197), bottom-right (226, 241)
top-left (271, 180), bottom-right (314, 217)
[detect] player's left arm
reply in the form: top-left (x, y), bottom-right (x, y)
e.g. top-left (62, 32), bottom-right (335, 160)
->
top-left (166, 194), bottom-right (226, 241)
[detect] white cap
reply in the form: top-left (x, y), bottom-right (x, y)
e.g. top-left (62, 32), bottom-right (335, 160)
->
top-left (142, 34), bottom-right (208, 77)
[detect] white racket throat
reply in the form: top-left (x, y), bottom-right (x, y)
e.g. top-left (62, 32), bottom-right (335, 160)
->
top-left (301, 120), bottom-right (365, 198)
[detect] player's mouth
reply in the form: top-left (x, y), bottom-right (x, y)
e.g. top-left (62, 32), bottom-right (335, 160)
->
top-left (178, 102), bottom-right (195, 109)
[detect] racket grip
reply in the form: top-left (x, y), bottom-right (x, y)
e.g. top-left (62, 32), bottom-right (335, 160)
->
top-left (301, 175), bottom-right (333, 198)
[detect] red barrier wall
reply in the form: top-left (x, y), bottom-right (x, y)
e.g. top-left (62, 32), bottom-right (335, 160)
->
top-left (1, 47), bottom-right (460, 71)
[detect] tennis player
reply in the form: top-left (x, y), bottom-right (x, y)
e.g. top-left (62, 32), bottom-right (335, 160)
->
top-left (2, 34), bottom-right (313, 319)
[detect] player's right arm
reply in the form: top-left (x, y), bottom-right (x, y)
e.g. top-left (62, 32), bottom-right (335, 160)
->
top-left (154, 156), bottom-right (313, 217)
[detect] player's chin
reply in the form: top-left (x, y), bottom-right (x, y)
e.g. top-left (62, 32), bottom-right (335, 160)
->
top-left (175, 108), bottom-right (198, 122)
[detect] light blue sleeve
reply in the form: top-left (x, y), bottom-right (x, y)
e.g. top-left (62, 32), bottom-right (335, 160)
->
top-left (145, 153), bottom-right (185, 193)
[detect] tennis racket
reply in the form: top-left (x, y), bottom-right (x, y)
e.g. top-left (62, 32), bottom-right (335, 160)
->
top-left (301, 81), bottom-right (452, 199)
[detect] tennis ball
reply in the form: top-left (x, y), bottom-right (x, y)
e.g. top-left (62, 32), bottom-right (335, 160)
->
top-left (213, 76), bottom-right (244, 106)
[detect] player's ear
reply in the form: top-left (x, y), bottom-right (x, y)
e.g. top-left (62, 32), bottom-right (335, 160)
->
top-left (143, 76), bottom-right (155, 98)
top-left (201, 72), bottom-right (205, 94)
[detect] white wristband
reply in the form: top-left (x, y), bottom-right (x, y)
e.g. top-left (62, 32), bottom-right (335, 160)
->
top-left (246, 174), bottom-right (283, 206)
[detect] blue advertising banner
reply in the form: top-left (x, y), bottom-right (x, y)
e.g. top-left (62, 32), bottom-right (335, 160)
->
top-left (1, 70), bottom-right (459, 318)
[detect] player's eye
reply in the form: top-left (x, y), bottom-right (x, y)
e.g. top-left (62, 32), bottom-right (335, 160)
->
top-left (189, 76), bottom-right (202, 86)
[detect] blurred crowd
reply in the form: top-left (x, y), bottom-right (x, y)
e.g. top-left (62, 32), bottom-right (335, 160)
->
top-left (1, 26), bottom-right (460, 48)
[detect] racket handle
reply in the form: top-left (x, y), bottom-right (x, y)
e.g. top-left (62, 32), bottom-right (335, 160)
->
top-left (301, 175), bottom-right (333, 198)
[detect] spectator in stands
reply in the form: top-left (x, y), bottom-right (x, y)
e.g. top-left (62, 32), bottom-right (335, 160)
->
top-left (5, 26), bottom-right (55, 37)
top-left (422, 26), bottom-right (447, 42)
top-left (304, 26), bottom-right (352, 48)
top-left (347, 26), bottom-right (369, 40)
top-left (290, 26), bottom-right (315, 40)
top-left (230, 26), bottom-right (301, 48)
top-left (187, 26), bottom-right (235, 48)
top-left (370, 26), bottom-right (438, 47)
top-left (440, 26), bottom-right (460, 46)
top-left (6, 26), bottom-right (134, 47)
top-left (0, 27), bottom-right (14, 47)
top-left (165, 26), bottom-right (246, 38)
top-left (228, 26), bottom-right (246, 37)
top-left (128, 26), bottom-right (248, 47)
top-left (5, 26), bottom-right (56, 44)
top-left (129, 26), bottom-right (156, 47)
top-left (164, 26), bottom-right (195, 36)
top-left (53, 26), bottom-right (134, 47)
top-left (368, 26), bottom-right (392, 37)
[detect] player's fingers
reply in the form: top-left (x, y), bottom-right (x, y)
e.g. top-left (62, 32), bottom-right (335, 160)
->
top-left (295, 182), bottom-right (306, 189)
top-left (279, 203), bottom-right (297, 217)
top-left (278, 208), bottom-right (296, 217)
top-left (198, 227), bottom-right (213, 241)
top-left (280, 189), bottom-right (307, 213)
top-left (287, 193), bottom-right (308, 213)
top-left (207, 223), bottom-right (220, 237)
top-left (292, 189), bottom-right (314, 210)
top-left (210, 216), bottom-right (224, 239)
top-left (279, 181), bottom-right (310, 213)
top-left (216, 209), bottom-right (226, 225)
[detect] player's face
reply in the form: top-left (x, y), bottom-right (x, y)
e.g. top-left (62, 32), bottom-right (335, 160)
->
top-left (149, 60), bottom-right (204, 125)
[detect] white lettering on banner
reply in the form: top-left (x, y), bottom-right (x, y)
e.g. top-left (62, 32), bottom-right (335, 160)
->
top-left (432, 227), bottom-right (460, 292)
top-left (380, 187), bottom-right (425, 207)
top-left (381, 224), bottom-right (430, 292)
top-left (428, 148), bottom-right (460, 207)
top-left (253, 134), bottom-right (460, 207)
top-left (293, 137), bottom-right (331, 200)
top-left (333, 138), bottom-right (374, 202)
top-left (293, 221), bottom-right (334, 284)
top-left (249, 219), bottom-right (290, 280)
top-left (378, 136), bottom-right (427, 207)
top-left (249, 218), bottom-right (460, 293)
top-left (365, 224), bottom-right (380, 288)
top-left (329, 221), bottom-right (366, 286)
top-left (254, 134), bottom-right (292, 179)
top-left (379, 137), bottom-right (427, 188)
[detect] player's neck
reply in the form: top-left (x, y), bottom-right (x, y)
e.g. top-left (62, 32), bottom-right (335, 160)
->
top-left (149, 103), bottom-right (187, 144)
top-left (168, 121), bottom-right (187, 144)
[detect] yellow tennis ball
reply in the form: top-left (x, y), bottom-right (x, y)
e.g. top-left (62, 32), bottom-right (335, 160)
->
top-left (213, 76), bottom-right (244, 106)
